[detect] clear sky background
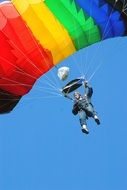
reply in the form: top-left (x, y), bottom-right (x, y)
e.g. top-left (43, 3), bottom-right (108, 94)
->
top-left (0, 36), bottom-right (127, 190)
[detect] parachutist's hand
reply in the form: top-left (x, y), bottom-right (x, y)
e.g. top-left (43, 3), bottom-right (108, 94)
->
top-left (64, 94), bottom-right (68, 98)
top-left (64, 94), bottom-right (73, 101)
top-left (84, 80), bottom-right (88, 87)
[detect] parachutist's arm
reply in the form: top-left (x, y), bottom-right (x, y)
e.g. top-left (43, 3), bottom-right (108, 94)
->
top-left (84, 81), bottom-right (93, 98)
top-left (63, 92), bottom-right (73, 101)
top-left (72, 102), bottom-right (79, 115)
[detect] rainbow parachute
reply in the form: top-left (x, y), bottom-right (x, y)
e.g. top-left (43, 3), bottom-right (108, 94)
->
top-left (0, 0), bottom-right (127, 113)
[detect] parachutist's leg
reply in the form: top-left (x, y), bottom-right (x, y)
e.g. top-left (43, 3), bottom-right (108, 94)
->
top-left (92, 110), bottom-right (100, 125)
top-left (86, 104), bottom-right (100, 125)
top-left (78, 111), bottom-right (89, 134)
top-left (79, 110), bottom-right (87, 126)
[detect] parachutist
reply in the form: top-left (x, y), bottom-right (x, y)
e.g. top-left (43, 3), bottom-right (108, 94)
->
top-left (72, 81), bottom-right (100, 134)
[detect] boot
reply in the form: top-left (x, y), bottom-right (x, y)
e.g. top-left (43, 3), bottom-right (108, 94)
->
top-left (82, 125), bottom-right (89, 134)
top-left (94, 115), bottom-right (100, 125)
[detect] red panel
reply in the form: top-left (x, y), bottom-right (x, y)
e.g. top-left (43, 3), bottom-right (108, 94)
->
top-left (0, 2), bottom-right (53, 96)
top-left (0, 32), bottom-right (16, 76)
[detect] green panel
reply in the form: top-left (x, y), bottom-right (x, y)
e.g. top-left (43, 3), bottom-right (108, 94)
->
top-left (45, 0), bottom-right (88, 50)
top-left (45, 0), bottom-right (101, 50)
top-left (61, 0), bottom-right (101, 45)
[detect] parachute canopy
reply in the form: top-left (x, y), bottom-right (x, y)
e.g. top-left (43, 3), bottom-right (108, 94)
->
top-left (0, 0), bottom-right (127, 113)
top-left (106, 0), bottom-right (127, 20)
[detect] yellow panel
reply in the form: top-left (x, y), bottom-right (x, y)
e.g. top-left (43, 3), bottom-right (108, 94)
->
top-left (12, 0), bottom-right (76, 65)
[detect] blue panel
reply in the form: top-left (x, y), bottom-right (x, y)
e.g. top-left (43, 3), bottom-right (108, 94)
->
top-left (75, 0), bottom-right (126, 39)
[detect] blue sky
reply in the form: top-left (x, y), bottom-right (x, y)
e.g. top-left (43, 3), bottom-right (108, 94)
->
top-left (0, 36), bottom-right (127, 190)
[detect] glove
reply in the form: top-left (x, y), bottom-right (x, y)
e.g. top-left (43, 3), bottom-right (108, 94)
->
top-left (84, 80), bottom-right (88, 87)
